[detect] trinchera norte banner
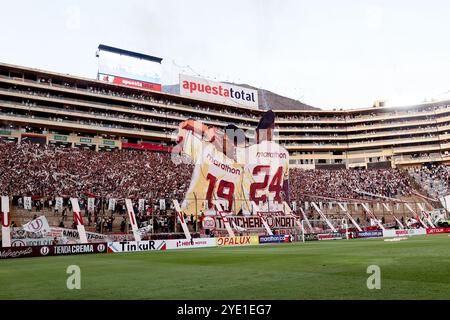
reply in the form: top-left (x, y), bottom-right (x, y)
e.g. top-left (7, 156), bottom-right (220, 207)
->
top-left (213, 214), bottom-right (296, 230)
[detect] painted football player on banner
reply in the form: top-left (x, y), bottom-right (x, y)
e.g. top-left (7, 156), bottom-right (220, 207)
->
top-left (172, 119), bottom-right (245, 217)
top-left (237, 110), bottom-right (290, 215)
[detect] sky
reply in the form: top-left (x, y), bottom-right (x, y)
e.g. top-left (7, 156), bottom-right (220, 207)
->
top-left (1, 0), bottom-right (450, 110)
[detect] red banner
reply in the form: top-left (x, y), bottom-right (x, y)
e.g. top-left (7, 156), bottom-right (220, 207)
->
top-left (99, 74), bottom-right (161, 91)
top-left (426, 227), bottom-right (450, 234)
top-left (121, 142), bottom-right (171, 152)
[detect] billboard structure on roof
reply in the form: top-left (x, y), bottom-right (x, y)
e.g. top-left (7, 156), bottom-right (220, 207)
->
top-left (96, 44), bottom-right (163, 91)
top-left (179, 74), bottom-right (259, 109)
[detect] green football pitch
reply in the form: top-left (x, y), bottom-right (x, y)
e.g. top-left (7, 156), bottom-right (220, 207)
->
top-left (0, 234), bottom-right (449, 300)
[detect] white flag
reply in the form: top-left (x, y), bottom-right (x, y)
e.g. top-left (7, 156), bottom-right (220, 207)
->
top-left (232, 221), bottom-right (247, 232)
top-left (24, 197), bottom-right (32, 210)
top-left (1, 196), bottom-right (11, 247)
top-left (22, 216), bottom-right (50, 233)
top-left (159, 199), bottom-right (166, 210)
top-left (137, 225), bottom-right (151, 237)
top-left (88, 198), bottom-right (95, 211)
top-left (439, 195), bottom-right (450, 212)
top-left (138, 199), bottom-right (145, 212)
top-left (55, 197), bottom-right (63, 210)
top-left (108, 198), bottom-right (116, 211)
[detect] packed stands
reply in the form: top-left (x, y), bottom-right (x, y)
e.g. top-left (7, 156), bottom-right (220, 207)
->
top-left (290, 168), bottom-right (413, 201)
top-left (408, 164), bottom-right (450, 199)
top-left (1, 141), bottom-right (417, 202)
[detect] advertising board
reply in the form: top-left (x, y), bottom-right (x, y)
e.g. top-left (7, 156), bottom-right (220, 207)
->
top-left (216, 236), bottom-right (259, 246)
top-left (259, 235), bottom-right (291, 244)
top-left (165, 238), bottom-right (216, 250)
top-left (383, 228), bottom-right (427, 238)
top-left (356, 230), bottom-right (383, 239)
top-left (97, 45), bottom-right (162, 91)
top-left (107, 240), bottom-right (167, 253)
top-left (0, 243), bottom-right (107, 259)
top-left (180, 74), bottom-right (258, 109)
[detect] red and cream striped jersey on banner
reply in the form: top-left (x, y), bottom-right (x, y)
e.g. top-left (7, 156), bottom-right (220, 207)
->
top-left (70, 198), bottom-right (88, 243)
top-left (125, 199), bottom-right (141, 241)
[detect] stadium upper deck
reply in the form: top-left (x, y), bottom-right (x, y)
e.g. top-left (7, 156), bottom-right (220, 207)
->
top-left (0, 62), bottom-right (449, 169)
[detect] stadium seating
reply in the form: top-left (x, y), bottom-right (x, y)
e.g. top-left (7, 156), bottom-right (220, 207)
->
top-left (1, 140), bottom-right (443, 233)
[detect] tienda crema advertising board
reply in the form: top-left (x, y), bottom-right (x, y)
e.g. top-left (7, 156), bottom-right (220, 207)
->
top-left (179, 74), bottom-right (258, 109)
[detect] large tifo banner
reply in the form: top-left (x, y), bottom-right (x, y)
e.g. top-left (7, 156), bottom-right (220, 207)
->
top-left (179, 74), bottom-right (258, 109)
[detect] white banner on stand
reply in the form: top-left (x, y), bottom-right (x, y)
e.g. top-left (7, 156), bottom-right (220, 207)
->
top-left (24, 197), bottom-right (32, 210)
top-left (70, 198), bottom-right (88, 243)
top-left (88, 198), bottom-right (95, 211)
top-left (138, 199), bottom-right (145, 212)
top-left (159, 199), bottom-right (166, 210)
top-left (125, 199), bottom-right (141, 241)
top-left (55, 197), bottom-right (63, 210)
top-left (1, 196), bottom-right (11, 247)
top-left (108, 198), bottom-right (116, 211)
top-left (172, 199), bottom-right (192, 241)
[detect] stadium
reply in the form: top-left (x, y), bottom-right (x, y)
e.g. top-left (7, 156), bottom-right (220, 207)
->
top-left (1, 2), bottom-right (450, 306)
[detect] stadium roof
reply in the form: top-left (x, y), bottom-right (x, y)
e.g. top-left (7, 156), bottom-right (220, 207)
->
top-left (97, 44), bottom-right (163, 64)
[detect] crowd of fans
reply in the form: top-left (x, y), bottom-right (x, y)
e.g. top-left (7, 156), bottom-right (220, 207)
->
top-left (3, 84), bottom-right (450, 154)
top-left (2, 86), bottom-right (254, 132)
top-left (275, 105), bottom-right (446, 122)
top-left (408, 164), bottom-right (450, 199)
top-left (289, 168), bottom-right (414, 201)
top-left (0, 141), bottom-right (192, 200)
top-left (4, 79), bottom-right (450, 134)
top-left (0, 141), bottom-right (419, 203)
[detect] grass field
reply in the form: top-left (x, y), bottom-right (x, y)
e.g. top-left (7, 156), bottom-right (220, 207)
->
top-left (0, 234), bottom-right (449, 300)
